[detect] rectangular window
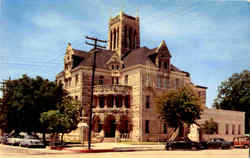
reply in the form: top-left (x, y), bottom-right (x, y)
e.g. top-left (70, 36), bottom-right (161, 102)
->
top-left (145, 120), bottom-right (150, 133)
top-left (116, 77), bottom-right (119, 84)
top-left (112, 77), bottom-right (114, 85)
top-left (216, 123), bottom-right (219, 134)
top-left (125, 75), bottom-right (128, 85)
top-left (238, 125), bottom-right (241, 135)
top-left (163, 78), bottom-right (168, 88)
top-left (99, 76), bottom-right (104, 85)
top-left (157, 76), bottom-right (161, 88)
top-left (125, 95), bottom-right (130, 108)
top-left (163, 123), bottom-right (167, 134)
top-left (226, 124), bottom-right (229, 135)
top-left (175, 78), bottom-right (179, 89)
top-left (75, 74), bottom-right (79, 86)
top-left (146, 96), bottom-right (150, 108)
top-left (232, 124), bottom-right (235, 135)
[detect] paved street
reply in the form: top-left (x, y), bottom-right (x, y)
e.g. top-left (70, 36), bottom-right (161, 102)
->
top-left (0, 144), bottom-right (248, 158)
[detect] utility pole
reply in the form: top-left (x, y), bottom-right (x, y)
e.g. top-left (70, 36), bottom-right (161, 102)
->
top-left (85, 36), bottom-right (106, 150)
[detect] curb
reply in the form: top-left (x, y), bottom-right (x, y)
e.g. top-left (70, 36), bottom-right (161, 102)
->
top-left (62, 148), bottom-right (115, 153)
top-left (50, 146), bottom-right (164, 153)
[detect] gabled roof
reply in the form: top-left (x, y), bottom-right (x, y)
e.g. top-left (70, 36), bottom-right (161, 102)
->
top-left (122, 47), bottom-right (156, 67)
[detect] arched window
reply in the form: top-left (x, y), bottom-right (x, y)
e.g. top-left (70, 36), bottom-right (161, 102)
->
top-left (134, 31), bottom-right (137, 49)
top-left (124, 26), bottom-right (127, 48)
top-left (117, 27), bottom-right (119, 48)
top-left (113, 29), bottom-right (116, 49)
top-left (110, 31), bottom-right (113, 50)
top-left (129, 27), bottom-right (132, 49)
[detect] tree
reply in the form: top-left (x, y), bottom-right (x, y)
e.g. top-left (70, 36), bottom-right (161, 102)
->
top-left (40, 96), bottom-right (80, 144)
top-left (0, 75), bottom-right (80, 145)
top-left (155, 85), bottom-right (203, 139)
top-left (201, 118), bottom-right (218, 134)
top-left (213, 70), bottom-right (250, 133)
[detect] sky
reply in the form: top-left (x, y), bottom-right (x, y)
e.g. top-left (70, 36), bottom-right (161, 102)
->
top-left (0, 0), bottom-right (249, 107)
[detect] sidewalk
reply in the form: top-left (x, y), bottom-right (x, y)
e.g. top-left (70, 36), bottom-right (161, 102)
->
top-left (55, 142), bottom-right (165, 153)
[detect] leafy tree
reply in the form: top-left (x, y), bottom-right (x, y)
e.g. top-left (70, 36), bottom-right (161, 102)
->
top-left (201, 118), bottom-right (218, 134)
top-left (213, 70), bottom-right (250, 133)
top-left (155, 85), bottom-right (203, 139)
top-left (40, 96), bottom-right (80, 144)
top-left (0, 75), bottom-right (79, 145)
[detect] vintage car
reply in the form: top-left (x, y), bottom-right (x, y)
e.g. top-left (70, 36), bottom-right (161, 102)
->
top-left (206, 138), bottom-right (232, 149)
top-left (20, 135), bottom-right (43, 148)
top-left (165, 137), bottom-right (202, 150)
top-left (233, 136), bottom-right (249, 149)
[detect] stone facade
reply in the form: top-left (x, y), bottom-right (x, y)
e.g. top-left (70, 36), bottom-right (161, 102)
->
top-left (56, 12), bottom-right (208, 142)
top-left (199, 109), bottom-right (245, 141)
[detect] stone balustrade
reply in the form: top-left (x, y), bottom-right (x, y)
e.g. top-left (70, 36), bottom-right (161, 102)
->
top-left (93, 84), bottom-right (132, 96)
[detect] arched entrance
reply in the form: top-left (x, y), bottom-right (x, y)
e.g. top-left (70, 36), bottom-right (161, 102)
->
top-left (92, 115), bottom-right (102, 133)
top-left (117, 115), bottom-right (132, 134)
top-left (104, 115), bottom-right (116, 137)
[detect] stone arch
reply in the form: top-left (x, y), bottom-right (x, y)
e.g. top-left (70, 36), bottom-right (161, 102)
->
top-left (104, 115), bottom-right (116, 137)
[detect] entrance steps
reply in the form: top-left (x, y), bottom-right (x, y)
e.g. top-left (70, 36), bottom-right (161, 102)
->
top-left (103, 138), bottom-right (115, 143)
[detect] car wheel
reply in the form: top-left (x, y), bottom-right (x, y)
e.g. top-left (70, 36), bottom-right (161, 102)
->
top-left (243, 145), bottom-right (249, 149)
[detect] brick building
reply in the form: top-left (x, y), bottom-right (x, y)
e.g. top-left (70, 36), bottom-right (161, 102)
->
top-left (56, 12), bottom-right (243, 142)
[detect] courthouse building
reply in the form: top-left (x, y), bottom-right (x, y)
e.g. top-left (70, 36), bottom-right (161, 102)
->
top-left (56, 11), bottom-right (244, 142)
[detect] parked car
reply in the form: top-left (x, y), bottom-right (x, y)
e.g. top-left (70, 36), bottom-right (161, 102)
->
top-left (165, 138), bottom-right (202, 150)
top-left (233, 136), bottom-right (249, 149)
top-left (7, 135), bottom-right (24, 146)
top-left (207, 138), bottom-right (232, 149)
top-left (20, 135), bottom-right (43, 148)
